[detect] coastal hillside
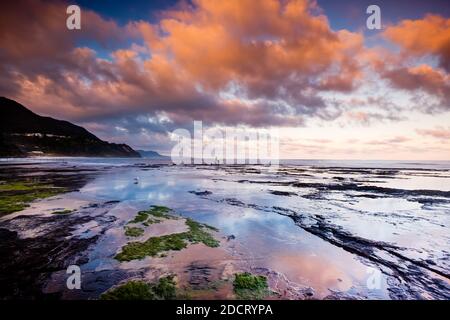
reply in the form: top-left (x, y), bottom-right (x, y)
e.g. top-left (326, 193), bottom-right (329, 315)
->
top-left (0, 97), bottom-right (140, 157)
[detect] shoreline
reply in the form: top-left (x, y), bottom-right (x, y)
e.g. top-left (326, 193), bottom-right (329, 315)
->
top-left (0, 160), bottom-right (449, 300)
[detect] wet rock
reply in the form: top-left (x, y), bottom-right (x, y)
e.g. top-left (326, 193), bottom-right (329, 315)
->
top-left (303, 288), bottom-right (314, 298)
top-left (104, 200), bottom-right (120, 205)
top-left (221, 262), bottom-right (235, 280)
top-left (269, 190), bottom-right (297, 196)
top-left (199, 192), bottom-right (450, 299)
top-left (0, 201), bottom-right (118, 299)
top-left (226, 235), bottom-right (236, 241)
top-left (189, 190), bottom-right (212, 196)
top-left (185, 262), bottom-right (214, 289)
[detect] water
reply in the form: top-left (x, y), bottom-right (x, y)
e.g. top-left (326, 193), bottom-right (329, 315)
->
top-left (2, 157), bottom-right (450, 169)
top-left (1, 157), bottom-right (449, 299)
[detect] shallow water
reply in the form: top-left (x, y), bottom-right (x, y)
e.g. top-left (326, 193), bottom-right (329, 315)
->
top-left (1, 158), bottom-right (449, 299)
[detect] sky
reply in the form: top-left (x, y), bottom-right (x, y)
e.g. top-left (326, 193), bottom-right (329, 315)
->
top-left (0, 0), bottom-right (449, 160)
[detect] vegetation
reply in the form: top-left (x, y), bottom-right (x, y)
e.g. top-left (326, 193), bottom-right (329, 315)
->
top-left (142, 218), bottom-right (160, 226)
top-left (199, 221), bottom-right (219, 232)
top-left (146, 205), bottom-right (173, 218)
top-left (128, 206), bottom-right (174, 225)
top-left (177, 280), bottom-right (228, 299)
top-left (184, 218), bottom-right (220, 248)
top-left (100, 276), bottom-right (177, 300)
top-left (115, 232), bottom-right (187, 261)
top-left (0, 181), bottom-right (66, 216)
top-left (124, 226), bottom-right (144, 237)
top-left (233, 272), bottom-right (270, 299)
top-left (115, 216), bottom-right (219, 262)
top-left (152, 275), bottom-right (177, 299)
top-left (128, 211), bottom-right (150, 224)
top-left (0, 97), bottom-right (140, 157)
top-left (0, 182), bottom-right (42, 192)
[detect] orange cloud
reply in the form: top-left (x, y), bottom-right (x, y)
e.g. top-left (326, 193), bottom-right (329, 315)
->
top-left (1, 0), bottom-right (367, 127)
top-left (139, 0), bottom-right (364, 98)
top-left (381, 64), bottom-right (450, 106)
top-left (2, 0), bottom-right (448, 136)
top-left (384, 14), bottom-right (450, 71)
top-left (378, 15), bottom-right (450, 111)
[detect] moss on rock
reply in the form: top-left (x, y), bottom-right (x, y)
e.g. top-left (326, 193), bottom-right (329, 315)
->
top-left (124, 226), bottom-right (144, 237)
top-left (100, 276), bottom-right (177, 300)
top-left (233, 272), bottom-right (270, 299)
top-left (0, 181), bottom-right (66, 216)
top-left (115, 214), bottom-right (219, 262)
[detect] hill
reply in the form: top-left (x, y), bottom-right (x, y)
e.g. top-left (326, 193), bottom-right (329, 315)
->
top-left (0, 97), bottom-right (140, 158)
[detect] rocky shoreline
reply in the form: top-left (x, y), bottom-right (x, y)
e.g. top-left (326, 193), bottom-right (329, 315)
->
top-left (0, 161), bottom-right (449, 300)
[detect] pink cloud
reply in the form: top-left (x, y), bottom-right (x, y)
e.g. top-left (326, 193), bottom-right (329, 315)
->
top-left (416, 127), bottom-right (450, 140)
top-left (383, 14), bottom-right (450, 72)
top-left (376, 15), bottom-right (450, 112)
top-left (0, 0), bottom-right (448, 137)
top-left (0, 0), bottom-right (367, 127)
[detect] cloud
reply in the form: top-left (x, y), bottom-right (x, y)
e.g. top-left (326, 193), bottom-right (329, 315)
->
top-left (138, 0), bottom-right (365, 97)
top-left (368, 136), bottom-right (411, 145)
top-left (383, 14), bottom-right (450, 72)
top-left (1, 0), bottom-right (448, 160)
top-left (344, 110), bottom-right (403, 125)
top-left (380, 64), bottom-right (450, 111)
top-left (0, 0), bottom-right (366, 128)
top-left (416, 127), bottom-right (450, 140)
top-left (377, 14), bottom-right (450, 112)
top-left (0, 0), bottom-right (133, 117)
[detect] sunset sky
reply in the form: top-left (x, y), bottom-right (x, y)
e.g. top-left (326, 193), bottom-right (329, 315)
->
top-left (1, 0), bottom-right (449, 160)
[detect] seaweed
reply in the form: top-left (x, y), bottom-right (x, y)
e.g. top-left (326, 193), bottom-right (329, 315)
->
top-left (115, 217), bottom-right (219, 261)
top-left (124, 226), bottom-right (144, 237)
top-left (100, 276), bottom-right (176, 300)
top-left (128, 206), bottom-right (174, 225)
top-left (128, 211), bottom-right (149, 224)
top-left (0, 181), bottom-right (66, 216)
top-left (233, 272), bottom-right (270, 299)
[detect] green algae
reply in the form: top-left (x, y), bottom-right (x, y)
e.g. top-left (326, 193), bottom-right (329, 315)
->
top-left (128, 205), bottom-right (175, 225)
top-left (100, 276), bottom-right (177, 300)
top-left (233, 272), bottom-right (270, 299)
top-left (124, 226), bottom-right (144, 237)
top-left (0, 181), bottom-right (66, 216)
top-left (115, 216), bottom-right (219, 262)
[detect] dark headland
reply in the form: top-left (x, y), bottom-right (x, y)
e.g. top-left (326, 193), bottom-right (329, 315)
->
top-left (0, 97), bottom-right (140, 157)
